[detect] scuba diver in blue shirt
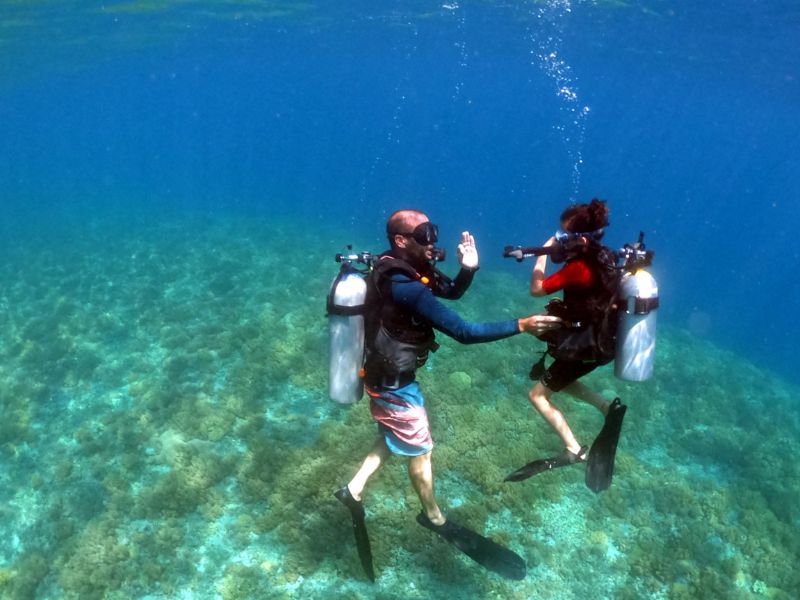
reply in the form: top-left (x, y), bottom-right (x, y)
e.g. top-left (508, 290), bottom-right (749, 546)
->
top-left (334, 209), bottom-right (562, 581)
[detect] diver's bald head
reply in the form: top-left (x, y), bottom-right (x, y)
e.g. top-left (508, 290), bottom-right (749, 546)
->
top-left (386, 209), bottom-right (428, 246)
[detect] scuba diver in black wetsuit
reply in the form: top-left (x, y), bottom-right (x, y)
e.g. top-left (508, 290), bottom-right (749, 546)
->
top-left (504, 199), bottom-right (627, 492)
top-left (334, 209), bottom-right (562, 581)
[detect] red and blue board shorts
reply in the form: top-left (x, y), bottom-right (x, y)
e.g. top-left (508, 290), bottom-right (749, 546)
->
top-left (367, 382), bottom-right (433, 456)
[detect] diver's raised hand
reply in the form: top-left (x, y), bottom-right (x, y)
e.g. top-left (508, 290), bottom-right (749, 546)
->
top-left (457, 231), bottom-right (479, 271)
top-left (517, 314), bottom-right (562, 335)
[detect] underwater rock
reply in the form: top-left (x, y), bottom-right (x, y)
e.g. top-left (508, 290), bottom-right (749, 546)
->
top-left (448, 371), bottom-right (472, 390)
top-left (153, 429), bottom-right (216, 467)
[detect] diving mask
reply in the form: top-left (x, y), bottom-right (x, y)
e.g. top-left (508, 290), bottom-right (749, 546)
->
top-left (397, 221), bottom-right (439, 246)
top-left (554, 227), bottom-right (605, 243)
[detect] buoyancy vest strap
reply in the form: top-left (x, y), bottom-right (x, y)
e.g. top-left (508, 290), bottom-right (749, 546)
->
top-left (373, 254), bottom-right (421, 282)
top-left (373, 255), bottom-right (455, 298)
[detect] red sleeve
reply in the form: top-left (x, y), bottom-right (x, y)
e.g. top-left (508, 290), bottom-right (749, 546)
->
top-left (541, 260), bottom-right (594, 294)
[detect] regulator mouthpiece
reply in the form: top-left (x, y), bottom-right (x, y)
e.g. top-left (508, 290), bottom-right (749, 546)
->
top-left (430, 247), bottom-right (446, 263)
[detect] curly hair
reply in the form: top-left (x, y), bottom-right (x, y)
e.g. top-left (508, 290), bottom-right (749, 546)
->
top-left (560, 198), bottom-right (610, 233)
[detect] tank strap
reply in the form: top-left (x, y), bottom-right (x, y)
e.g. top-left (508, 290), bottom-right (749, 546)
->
top-left (329, 304), bottom-right (367, 317)
top-left (633, 296), bottom-right (659, 315)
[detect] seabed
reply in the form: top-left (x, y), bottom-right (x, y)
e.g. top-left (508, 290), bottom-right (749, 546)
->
top-left (0, 212), bottom-right (797, 599)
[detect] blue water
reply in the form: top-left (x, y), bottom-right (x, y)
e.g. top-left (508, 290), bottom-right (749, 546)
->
top-left (1, 2), bottom-right (799, 598)
top-left (2, 1), bottom-right (797, 379)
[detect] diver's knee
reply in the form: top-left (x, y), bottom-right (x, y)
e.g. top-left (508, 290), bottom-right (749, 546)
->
top-left (408, 451), bottom-right (431, 472)
top-left (528, 383), bottom-right (550, 407)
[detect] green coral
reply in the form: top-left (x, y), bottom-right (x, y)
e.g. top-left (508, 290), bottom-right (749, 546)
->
top-left (2, 216), bottom-right (800, 598)
top-left (57, 520), bottom-right (133, 598)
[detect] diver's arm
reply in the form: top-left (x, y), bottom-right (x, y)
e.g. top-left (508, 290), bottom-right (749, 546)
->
top-left (530, 236), bottom-right (555, 296)
top-left (530, 254), bottom-right (549, 296)
top-left (438, 267), bottom-right (475, 300)
top-left (393, 279), bottom-right (517, 343)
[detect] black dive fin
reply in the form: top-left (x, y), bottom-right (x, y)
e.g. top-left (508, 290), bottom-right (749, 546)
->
top-left (335, 486), bottom-right (375, 582)
top-left (416, 512), bottom-right (526, 580)
top-left (504, 445), bottom-right (588, 482)
top-left (585, 398), bottom-right (627, 493)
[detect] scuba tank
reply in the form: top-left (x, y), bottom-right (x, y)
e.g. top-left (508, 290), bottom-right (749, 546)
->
top-left (326, 251), bottom-right (373, 404)
top-left (614, 236), bottom-right (658, 381)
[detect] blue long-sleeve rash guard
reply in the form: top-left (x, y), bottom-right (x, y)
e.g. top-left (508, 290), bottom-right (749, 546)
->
top-left (390, 274), bottom-right (520, 344)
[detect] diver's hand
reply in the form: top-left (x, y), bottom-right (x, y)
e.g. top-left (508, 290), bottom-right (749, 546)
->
top-left (457, 231), bottom-right (479, 271)
top-left (517, 314), bottom-right (562, 335)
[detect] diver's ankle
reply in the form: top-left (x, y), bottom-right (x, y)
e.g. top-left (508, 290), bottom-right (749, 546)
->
top-left (347, 484), bottom-right (362, 502)
top-left (567, 444), bottom-right (583, 457)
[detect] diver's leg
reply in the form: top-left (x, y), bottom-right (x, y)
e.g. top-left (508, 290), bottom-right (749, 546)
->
top-left (337, 438), bottom-right (386, 582)
top-left (347, 437), bottom-right (391, 501)
top-left (563, 380), bottom-right (611, 415)
top-left (408, 451), bottom-right (445, 525)
top-left (528, 381), bottom-right (584, 456)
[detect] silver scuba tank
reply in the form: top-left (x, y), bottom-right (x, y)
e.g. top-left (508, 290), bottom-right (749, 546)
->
top-left (327, 264), bottom-right (368, 404)
top-left (615, 269), bottom-right (658, 381)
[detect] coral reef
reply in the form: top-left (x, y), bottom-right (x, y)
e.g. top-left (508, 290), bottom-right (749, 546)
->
top-left (0, 215), bottom-right (797, 599)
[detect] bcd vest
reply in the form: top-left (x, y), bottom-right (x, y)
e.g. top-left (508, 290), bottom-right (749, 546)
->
top-left (363, 254), bottom-right (442, 379)
top-left (542, 244), bottom-right (620, 362)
